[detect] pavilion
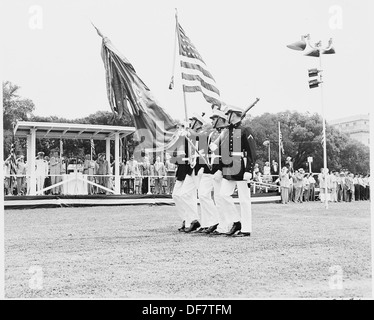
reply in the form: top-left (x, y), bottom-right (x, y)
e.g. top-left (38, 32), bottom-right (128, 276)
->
top-left (13, 121), bottom-right (135, 196)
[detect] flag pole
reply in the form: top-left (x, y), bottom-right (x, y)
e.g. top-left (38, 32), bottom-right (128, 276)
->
top-left (175, 9), bottom-right (189, 122)
top-left (278, 121), bottom-right (281, 179)
top-left (60, 139), bottom-right (63, 158)
top-left (90, 139), bottom-right (93, 160)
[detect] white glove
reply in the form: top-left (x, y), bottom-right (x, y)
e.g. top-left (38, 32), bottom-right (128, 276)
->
top-left (243, 172), bottom-right (252, 181)
top-left (213, 170), bottom-right (223, 181)
top-left (209, 143), bottom-right (218, 152)
top-left (197, 167), bottom-right (204, 176)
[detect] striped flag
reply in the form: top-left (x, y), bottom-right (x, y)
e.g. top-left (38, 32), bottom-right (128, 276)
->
top-left (176, 23), bottom-right (221, 106)
top-left (90, 139), bottom-right (96, 157)
top-left (60, 140), bottom-right (63, 157)
top-left (279, 128), bottom-right (285, 155)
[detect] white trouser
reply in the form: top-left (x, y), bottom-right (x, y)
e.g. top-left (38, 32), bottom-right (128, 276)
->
top-left (213, 176), bottom-right (231, 233)
top-left (172, 180), bottom-right (186, 222)
top-left (172, 173), bottom-right (199, 226)
top-left (36, 175), bottom-right (45, 193)
top-left (218, 178), bottom-right (252, 233)
top-left (198, 174), bottom-right (219, 228)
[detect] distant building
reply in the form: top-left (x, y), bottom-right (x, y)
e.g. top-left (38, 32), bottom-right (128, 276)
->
top-left (329, 114), bottom-right (370, 147)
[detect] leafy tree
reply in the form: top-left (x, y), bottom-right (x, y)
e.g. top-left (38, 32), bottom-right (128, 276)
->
top-left (3, 81), bottom-right (35, 130)
top-left (3, 81), bottom-right (35, 157)
top-left (244, 111), bottom-right (370, 174)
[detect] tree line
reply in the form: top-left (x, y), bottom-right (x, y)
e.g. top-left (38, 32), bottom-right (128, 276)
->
top-left (3, 81), bottom-right (370, 174)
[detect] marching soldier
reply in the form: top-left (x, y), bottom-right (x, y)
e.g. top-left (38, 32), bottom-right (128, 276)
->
top-left (216, 105), bottom-right (256, 237)
top-left (171, 144), bottom-right (190, 232)
top-left (182, 113), bottom-right (206, 233)
top-left (207, 109), bottom-right (231, 235)
top-left (171, 114), bottom-right (204, 233)
top-left (191, 114), bottom-right (220, 234)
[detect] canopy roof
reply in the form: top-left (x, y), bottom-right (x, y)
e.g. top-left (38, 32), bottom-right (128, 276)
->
top-left (14, 121), bottom-right (135, 140)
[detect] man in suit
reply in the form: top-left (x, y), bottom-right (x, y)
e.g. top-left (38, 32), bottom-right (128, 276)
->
top-left (216, 105), bottom-right (256, 237)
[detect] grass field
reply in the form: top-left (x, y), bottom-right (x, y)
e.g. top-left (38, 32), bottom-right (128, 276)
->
top-left (4, 201), bottom-right (372, 299)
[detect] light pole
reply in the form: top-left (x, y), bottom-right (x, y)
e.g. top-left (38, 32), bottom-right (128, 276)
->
top-left (287, 34), bottom-right (335, 210)
top-left (263, 140), bottom-right (271, 165)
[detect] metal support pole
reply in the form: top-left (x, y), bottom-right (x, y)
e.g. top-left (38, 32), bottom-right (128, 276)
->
top-left (320, 53), bottom-right (329, 210)
top-left (114, 133), bottom-right (120, 195)
top-left (29, 129), bottom-right (37, 195)
top-left (105, 138), bottom-right (111, 165)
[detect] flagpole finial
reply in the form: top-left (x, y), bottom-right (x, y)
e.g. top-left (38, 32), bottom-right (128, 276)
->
top-left (91, 21), bottom-right (104, 38)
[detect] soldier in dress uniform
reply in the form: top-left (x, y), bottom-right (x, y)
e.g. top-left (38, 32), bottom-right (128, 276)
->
top-left (171, 115), bottom-right (204, 233)
top-left (191, 113), bottom-right (220, 234)
top-left (181, 113), bottom-right (207, 233)
top-left (207, 109), bottom-right (231, 235)
top-left (217, 105), bottom-right (256, 237)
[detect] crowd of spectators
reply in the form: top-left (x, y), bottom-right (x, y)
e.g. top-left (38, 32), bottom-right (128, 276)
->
top-left (249, 159), bottom-right (370, 204)
top-left (277, 166), bottom-right (370, 204)
top-left (4, 152), bottom-right (370, 202)
top-left (3, 151), bottom-right (178, 196)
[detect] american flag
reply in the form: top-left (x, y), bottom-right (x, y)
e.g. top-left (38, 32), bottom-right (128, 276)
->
top-left (177, 23), bottom-right (221, 106)
top-left (90, 139), bottom-right (96, 157)
top-left (60, 140), bottom-right (63, 157)
top-left (321, 131), bottom-right (325, 147)
top-left (279, 128), bottom-right (285, 155)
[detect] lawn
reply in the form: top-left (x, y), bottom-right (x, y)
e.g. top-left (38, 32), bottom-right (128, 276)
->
top-left (4, 201), bottom-right (372, 299)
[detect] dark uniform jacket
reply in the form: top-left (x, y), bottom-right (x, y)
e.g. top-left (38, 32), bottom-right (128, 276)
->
top-left (208, 128), bottom-right (224, 175)
top-left (171, 136), bottom-right (193, 181)
top-left (220, 121), bottom-right (256, 181)
top-left (195, 130), bottom-right (213, 175)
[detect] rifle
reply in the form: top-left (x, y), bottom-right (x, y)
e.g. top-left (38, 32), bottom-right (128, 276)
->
top-left (240, 97), bottom-right (260, 120)
top-left (211, 98), bottom-right (260, 147)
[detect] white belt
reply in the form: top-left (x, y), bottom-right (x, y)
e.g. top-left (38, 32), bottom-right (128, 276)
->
top-left (230, 152), bottom-right (244, 157)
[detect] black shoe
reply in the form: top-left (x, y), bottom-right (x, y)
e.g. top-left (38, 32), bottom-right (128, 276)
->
top-left (184, 220), bottom-right (201, 233)
top-left (205, 224), bottom-right (218, 234)
top-left (232, 231), bottom-right (251, 237)
top-left (226, 221), bottom-right (242, 236)
top-left (178, 221), bottom-right (185, 232)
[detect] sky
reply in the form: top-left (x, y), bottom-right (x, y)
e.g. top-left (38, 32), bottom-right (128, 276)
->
top-left (1, 0), bottom-right (372, 123)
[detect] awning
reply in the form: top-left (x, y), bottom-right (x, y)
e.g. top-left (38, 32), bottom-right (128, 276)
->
top-left (14, 121), bottom-right (135, 140)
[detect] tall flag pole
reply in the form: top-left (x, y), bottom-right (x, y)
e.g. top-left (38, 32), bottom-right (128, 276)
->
top-left (174, 9), bottom-right (221, 121)
top-left (90, 139), bottom-right (95, 160)
top-left (174, 10), bottom-right (188, 121)
top-left (278, 122), bottom-right (284, 176)
top-left (60, 139), bottom-right (63, 158)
